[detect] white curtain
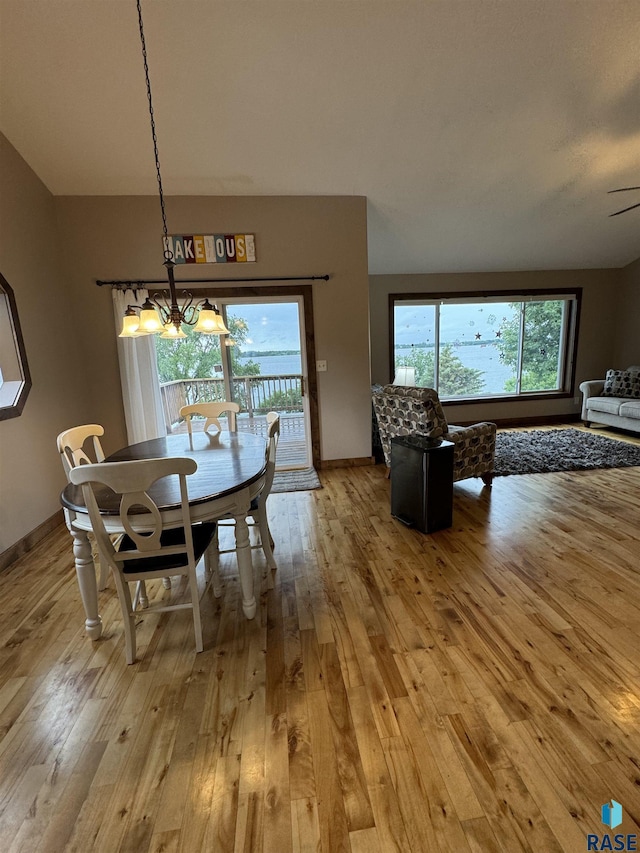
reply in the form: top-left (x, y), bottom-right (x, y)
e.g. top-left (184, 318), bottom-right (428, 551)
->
top-left (112, 288), bottom-right (166, 444)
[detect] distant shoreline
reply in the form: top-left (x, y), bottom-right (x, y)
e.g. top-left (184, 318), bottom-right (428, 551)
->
top-left (242, 349), bottom-right (301, 357)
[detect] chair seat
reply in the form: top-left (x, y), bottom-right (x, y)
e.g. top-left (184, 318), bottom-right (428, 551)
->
top-left (119, 521), bottom-right (217, 574)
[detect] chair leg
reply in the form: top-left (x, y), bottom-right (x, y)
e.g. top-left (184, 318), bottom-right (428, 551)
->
top-left (256, 505), bottom-right (277, 570)
top-left (137, 581), bottom-right (149, 609)
top-left (481, 473), bottom-right (494, 487)
top-left (91, 533), bottom-right (109, 591)
top-left (188, 570), bottom-right (203, 654)
top-left (97, 557), bottom-right (110, 591)
top-left (112, 574), bottom-right (137, 665)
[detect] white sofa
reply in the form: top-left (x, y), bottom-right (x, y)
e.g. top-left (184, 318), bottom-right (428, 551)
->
top-left (580, 365), bottom-right (640, 434)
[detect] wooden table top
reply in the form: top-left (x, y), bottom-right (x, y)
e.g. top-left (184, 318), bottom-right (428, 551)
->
top-left (60, 431), bottom-right (268, 515)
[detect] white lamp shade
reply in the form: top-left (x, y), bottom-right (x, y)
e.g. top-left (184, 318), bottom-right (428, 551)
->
top-left (160, 323), bottom-right (187, 339)
top-left (394, 366), bottom-right (416, 385)
top-left (138, 305), bottom-right (164, 333)
top-left (119, 313), bottom-right (141, 337)
top-left (193, 306), bottom-right (230, 334)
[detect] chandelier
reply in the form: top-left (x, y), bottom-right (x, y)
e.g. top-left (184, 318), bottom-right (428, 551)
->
top-left (119, 0), bottom-right (229, 340)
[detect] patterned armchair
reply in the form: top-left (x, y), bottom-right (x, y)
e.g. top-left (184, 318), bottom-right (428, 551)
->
top-left (372, 385), bottom-right (496, 485)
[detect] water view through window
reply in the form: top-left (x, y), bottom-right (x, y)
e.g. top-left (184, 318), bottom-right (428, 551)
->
top-left (393, 293), bottom-right (578, 400)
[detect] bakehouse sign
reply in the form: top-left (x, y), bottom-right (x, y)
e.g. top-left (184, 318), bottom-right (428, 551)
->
top-left (163, 234), bottom-right (256, 265)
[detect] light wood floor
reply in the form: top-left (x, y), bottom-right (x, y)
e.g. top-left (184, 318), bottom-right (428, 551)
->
top-left (1, 425), bottom-right (640, 852)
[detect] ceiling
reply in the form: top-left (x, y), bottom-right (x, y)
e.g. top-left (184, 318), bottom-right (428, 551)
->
top-left (2, 0), bottom-right (640, 275)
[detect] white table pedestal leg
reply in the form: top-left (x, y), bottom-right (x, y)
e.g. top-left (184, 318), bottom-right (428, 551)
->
top-left (234, 512), bottom-right (256, 619)
top-left (70, 527), bottom-right (103, 640)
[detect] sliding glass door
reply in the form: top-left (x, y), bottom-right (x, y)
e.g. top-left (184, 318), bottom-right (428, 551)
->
top-left (155, 294), bottom-right (312, 470)
top-left (221, 297), bottom-right (311, 470)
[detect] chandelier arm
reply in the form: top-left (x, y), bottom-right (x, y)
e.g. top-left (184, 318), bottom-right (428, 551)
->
top-left (181, 302), bottom-right (198, 326)
top-left (151, 294), bottom-right (171, 324)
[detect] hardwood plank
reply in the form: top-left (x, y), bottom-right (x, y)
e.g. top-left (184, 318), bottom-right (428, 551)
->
top-left (306, 688), bottom-right (351, 852)
top-left (290, 796), bottom-right (321, 853)
top-left (263, 712), bottom-right (292, 852)
top-left (318, 641), bottom-right (374, 832)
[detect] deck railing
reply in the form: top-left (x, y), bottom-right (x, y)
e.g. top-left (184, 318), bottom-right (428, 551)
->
top-left (160, 375), bottom-right (303, 431)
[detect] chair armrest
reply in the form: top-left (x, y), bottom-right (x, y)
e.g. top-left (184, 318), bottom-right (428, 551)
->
top-left (445, 422), bottom-right (497, 480)
top-left (446, 421), bottom-right (497, 442)
top-left (579, 380), bottom-right (605, 420)
top-left (579, 380), bottom-right (605, 397)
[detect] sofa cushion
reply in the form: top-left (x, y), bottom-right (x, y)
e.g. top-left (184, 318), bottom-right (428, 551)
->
top-left (619, 399), bottom-right (640, 419)
top-left (601, 368), bottom-right (640, 398)
top-left (587, 396), bottom-right (623, 416)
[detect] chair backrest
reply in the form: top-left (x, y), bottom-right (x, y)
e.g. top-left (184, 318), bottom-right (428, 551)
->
top-left (69, 457), bottom-right (198, 574)
top-left (262, 413), bottom-right (280, 497)
top-left (57, 424), bottom-right (106, 477)
top-left (266, 410), bottom-right (280, 439)
top-left (179, 402), bottom-right (240, 435)
top-left (372, 385), bottom-right (448, 466)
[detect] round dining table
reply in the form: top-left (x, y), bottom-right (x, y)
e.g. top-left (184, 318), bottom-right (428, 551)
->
top-left (60, 430), bottom-right (268, 639)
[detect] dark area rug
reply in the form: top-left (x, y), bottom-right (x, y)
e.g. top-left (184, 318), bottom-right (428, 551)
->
top-left (494, 428), bottom-right (640, 476)
top-left (272, 467), bottom-right (322, 493)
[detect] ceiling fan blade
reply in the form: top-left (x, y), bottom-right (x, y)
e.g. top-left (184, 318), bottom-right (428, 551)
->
top-left (608, 187), bottom-right (640, 193)
top-left (610, 201), bottom-right (640, 217)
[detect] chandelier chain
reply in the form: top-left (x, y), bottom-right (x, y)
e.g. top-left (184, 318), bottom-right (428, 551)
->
top-left (136, 0), bottom-right (171, 257)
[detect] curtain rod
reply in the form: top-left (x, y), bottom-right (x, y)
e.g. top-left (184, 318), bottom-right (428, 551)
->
top-left (96, 274), bottom-right (330, 288)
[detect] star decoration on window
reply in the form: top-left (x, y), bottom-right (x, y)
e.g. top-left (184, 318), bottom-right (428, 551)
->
top-left (495, 330), bottom-right (502, 338)
top-left (475, 332), bottom-right (481, 339)
top-left (540, 347), bottom-right (547, 357)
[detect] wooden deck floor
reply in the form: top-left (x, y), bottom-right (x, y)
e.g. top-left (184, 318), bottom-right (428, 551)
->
top-left (1, 425), bottom-right (640, 851)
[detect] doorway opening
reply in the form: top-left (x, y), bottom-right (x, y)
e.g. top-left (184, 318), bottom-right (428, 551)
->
top-left (153, 284), bottom-right (319, 470)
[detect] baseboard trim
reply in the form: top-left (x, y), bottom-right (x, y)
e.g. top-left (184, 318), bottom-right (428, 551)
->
top-left (0, 509), bottom-right (65, 573)
top-left (319, 456), bottom-right (375, 470)
top-left (486, 413), bottom-right (581, 429)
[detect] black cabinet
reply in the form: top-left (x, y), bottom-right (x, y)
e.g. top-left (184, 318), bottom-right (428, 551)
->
top-left (390, 436), bottom-right (454, 533)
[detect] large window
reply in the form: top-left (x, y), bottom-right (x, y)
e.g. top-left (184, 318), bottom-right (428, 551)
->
top-left (391, 289), bottom-right (580, 401)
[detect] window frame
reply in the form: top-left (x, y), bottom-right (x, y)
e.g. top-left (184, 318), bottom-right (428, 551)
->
top-left (389, 287), bottom-right (581, 405)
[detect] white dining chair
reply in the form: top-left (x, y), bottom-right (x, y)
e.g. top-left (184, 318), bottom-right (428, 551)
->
top-left (56, 424), bottom-right (168, 600)
top-left (70, 457), bottom-right (217, 664)
top-left (215, 412), bottom-right (280, 575)
top-left (57, 423), bottom-right (106, 475)
top-left (179, 401), bottom-right (240, 434)
top-left (57, 424), bottom-right (112, 590)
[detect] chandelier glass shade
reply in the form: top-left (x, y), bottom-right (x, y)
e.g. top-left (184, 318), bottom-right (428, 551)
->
top-left (119, 0), bottom-right (229, 341)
